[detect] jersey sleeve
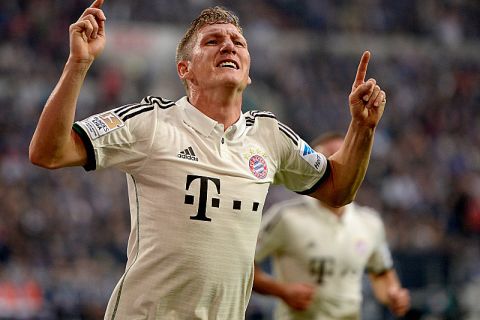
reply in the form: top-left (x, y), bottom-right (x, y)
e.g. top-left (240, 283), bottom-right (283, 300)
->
top-left (272, 120), bottom-right (329, 194)
top-left (73, 96), bottom-right (159, 173)
top-left (255, 205), bottom-right (288, 263)
top-left (365, 209), bottom-right (394, 275)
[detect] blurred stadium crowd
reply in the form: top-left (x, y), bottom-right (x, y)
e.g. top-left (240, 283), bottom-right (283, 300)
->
top-left (1, 0), bottom-right (479, 319)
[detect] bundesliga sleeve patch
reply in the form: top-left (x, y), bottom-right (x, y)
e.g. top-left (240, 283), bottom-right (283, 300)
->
top-left (78, 111), bottom-right (125, 140)
top-left (299, 140), bottom-right (327, 173)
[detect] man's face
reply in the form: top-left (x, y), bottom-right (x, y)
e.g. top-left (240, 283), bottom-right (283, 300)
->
top-left (179, 23), bottom-right (251, 92)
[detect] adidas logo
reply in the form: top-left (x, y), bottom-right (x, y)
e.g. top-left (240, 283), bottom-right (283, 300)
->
top-left (177, 146), bottom-right (198, 162)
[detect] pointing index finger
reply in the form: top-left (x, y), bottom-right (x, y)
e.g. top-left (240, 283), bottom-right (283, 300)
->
top-left (90, 0), bottom-right (104, 8)
top-left (353, 51), bottom-right (371, 89)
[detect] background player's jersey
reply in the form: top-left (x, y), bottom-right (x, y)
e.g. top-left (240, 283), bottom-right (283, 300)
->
top-left (255, 197), bottom-right (393, 320)
top-left (73, 96), bottom-right (328, 320)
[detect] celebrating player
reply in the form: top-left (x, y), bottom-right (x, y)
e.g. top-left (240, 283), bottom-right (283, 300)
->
top-left (29, 0), bottom-right (388, 318)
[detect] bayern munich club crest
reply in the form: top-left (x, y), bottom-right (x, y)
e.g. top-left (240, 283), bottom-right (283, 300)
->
top-left (249, 155), bottom-right (268, 179)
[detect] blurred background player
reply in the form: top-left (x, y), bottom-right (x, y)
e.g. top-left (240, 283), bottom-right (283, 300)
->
top-left (253, 132), bottom-right (410, 320)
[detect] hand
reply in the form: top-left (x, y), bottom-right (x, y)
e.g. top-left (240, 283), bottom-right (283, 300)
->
top-left (349, 51), bottom-right (386, 128)
top-left (68, 0), bottom-right (106, 64)
top-left (387, 287), bottom-right (411, 317)
top-left (281, 283), bottom-right (315, 311)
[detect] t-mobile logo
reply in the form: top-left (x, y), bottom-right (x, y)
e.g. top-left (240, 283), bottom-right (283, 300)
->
top-left (309, 257), bottom-right (334, 284)
top-left (184, 175), bottom-right (221, 222)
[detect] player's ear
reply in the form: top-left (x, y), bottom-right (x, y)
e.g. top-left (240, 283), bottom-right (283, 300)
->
top-left (177, 60), bottom-right (190, 81)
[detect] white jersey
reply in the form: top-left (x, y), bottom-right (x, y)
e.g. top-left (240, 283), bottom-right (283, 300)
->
top-left (73, 96), bottom-right (328, 320)
top-left (255, 197), bottom-right (393, 320)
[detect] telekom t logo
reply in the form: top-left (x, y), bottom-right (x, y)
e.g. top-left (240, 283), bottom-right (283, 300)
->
top-left (184, 175), bottom-right (221, 222)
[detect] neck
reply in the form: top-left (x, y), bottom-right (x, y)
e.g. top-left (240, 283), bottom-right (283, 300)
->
top-left (188, 86), bottom-right (243, 130)
top-left (319, 200), bottom-right (346, 218)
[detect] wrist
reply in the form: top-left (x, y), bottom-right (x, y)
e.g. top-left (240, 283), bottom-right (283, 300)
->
top-left (66, 56), bottom-right (94, 70)
top-left (276, 283), bottom-right (290, 301)
top-left (350, 119), bottom-right (377, 133)
top-left (63, 58), bottom-right (93, 80)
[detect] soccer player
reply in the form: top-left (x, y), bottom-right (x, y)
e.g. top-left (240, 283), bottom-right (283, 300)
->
top-left (29, 0), bottom-right (388, 318)
top-left (253, 132), bottom-right (411, 320)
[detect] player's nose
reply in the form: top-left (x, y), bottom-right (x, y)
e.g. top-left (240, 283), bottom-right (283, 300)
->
top-left (220, 39), bottom-right (236, 54)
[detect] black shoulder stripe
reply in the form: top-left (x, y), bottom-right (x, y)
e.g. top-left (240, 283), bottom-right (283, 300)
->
top-left (245, 110), bottom-right (277, 127)
top-left (117, 103), bottom-right (150, 118)
top-left (122, 106), bottom-right (155, 122)
top-left (114, 102), bottom-right (143, 114)
top-left (279, 127), bottom-right (298, 145)
top-left (150, 96), bottom-right (176, 109)
top-left (278, 123), bottom-right (299, 146)
top-left (114, 96), bottom-right (175, 115)
top-left (159, 102), bottom-right (176, 109)
top-left (250, 110), bottom-right (276, 118)
top-left (116, 96), bottom-right (176, 121)
top-left (143, 95), bottom-right (153, 104)
top-left (256, 114), bottom-right (277, 120)
top-left (278, 122), bottom-right (299, 141)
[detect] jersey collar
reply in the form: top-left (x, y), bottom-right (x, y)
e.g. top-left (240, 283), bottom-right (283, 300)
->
top-left (305, 196), bottom-right (353, 225)
top-left (178, 96), bottom-right (217, 137)
top-left (177, 96), bottom-right (247, 140)
top-left (226, 113), bottom-right (246, 141)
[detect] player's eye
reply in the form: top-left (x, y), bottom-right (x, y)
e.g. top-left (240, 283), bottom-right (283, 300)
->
top-left (206, 39), bottom-right (217, 45)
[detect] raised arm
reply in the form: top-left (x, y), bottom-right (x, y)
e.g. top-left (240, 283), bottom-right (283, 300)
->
top-left (369, 270), bottom-right (411, 317)
top-left (29, 0), bottom-right (106, 169)
top-left (311, 51), bottom-right (386, 206)
top-left (253, 264), bottom-right (315, 311)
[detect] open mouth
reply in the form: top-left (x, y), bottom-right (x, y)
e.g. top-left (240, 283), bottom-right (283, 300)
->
top-left (217, 60), bottom-right (239, 70)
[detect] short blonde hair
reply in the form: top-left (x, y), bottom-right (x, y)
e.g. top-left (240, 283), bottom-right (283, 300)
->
top-left (176, 6), bottom-right (243, 90)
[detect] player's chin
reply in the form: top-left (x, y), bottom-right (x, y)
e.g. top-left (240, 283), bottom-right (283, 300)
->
top-left (217, 76), bottom-right (248, 89)
top-left (393, 307), bottom-right (408, 316)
